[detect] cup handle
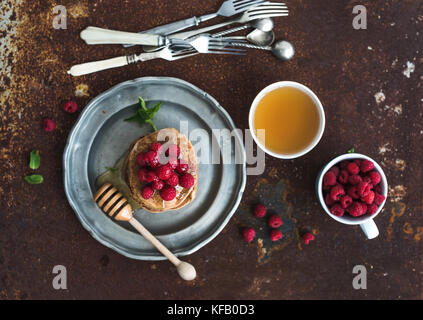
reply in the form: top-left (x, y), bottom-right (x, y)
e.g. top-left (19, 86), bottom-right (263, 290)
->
top-left (360, 219), bottom-right (379, 239)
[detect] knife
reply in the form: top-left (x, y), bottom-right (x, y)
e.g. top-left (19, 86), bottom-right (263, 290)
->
top-left (80, 26), bottom-right (170, 47)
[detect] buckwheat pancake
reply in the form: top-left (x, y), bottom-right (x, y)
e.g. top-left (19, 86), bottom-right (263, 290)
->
top-left (126, 128), bottom-right (198, 213)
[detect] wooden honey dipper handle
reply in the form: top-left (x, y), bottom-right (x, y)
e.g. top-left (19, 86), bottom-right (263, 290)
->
top-left (128, 217), bottom-right (196, 281)
top-left (94, 184), bottom-right (196, 281)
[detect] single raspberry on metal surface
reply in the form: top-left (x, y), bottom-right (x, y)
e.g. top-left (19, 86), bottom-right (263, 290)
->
top-left (141, 186), bottom-right (154, 199)
top-left (348, 174), bottom-right (362, 185)
top-left (63, 101), bottom-right (78, 113)
top-left (268, 215), bottom-right (283, 228)
top-left (270, 229), bottom-right (283, 242)
top-left (330, 184), bottom-right (345, 201)
top-left (302, 233), bottom-right (315, 245)
top-left (179, 173), bottom-right (195, 189)
top-left (360, 159), bottom-right (374, 173)
top-left (347, 162), bottom-right (360, 175)
top-left (323, 171), bottom-right (337, 187)
top-left (374, 193), bottom-right (386, 206)
top-left (43, 119), bottom-right (56, 132)
top-left (254, 204), bottom-right (267, 218)
top-left (330, 204), bottom-right (345, 217)
top-left (243, 228), bottom-right (255, 243)
top-left (368, 171), bottom-right (381, 185)
top-left (361, 191), bottom-right (375, 204)
top-left (166, 172), bottom-right (179, 187)
top-left (338, 170), bottom-right (349, 184)
top-left (340, 195), bottom-right (353, 209)
top-left (152, 180), bottom-right (165, 191)
top-left (160, 186), bottom-right (176, 201)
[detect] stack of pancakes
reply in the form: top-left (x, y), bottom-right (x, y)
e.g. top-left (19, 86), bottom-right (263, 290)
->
top-left (126, 128), bottom-right (198, 213)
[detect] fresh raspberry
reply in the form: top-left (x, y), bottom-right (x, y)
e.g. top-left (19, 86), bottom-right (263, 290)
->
top-left (330, 204), bottom-right (344, 217)
top-left (43, 119), bottom-right (56, 132)
top-left (338, 170), bottom-right (349, 184)
top-left (155, 165), bottom-right (172, 180)
top-left (166, 144), bottom-right (180, 158)
top-left (347, 186), bottom-right (360, 199)
top-left (374, 193), bottom-right (386, 206)
top-left (268, 215), bottom-right (283, 228)
top-left (323, 184), bottom-right (331, 192)
top-left (329, 166), bottom-right (340, 177)
top-left (63, 101), bottom-right (78, 113)
top-left (325, 193), bottom-right (335, 206)
top-left (150, 142), bottom-right (162, 153)
top-left (160, 186), bottom-right (176, 201)
top-left (339, 161), bottom-right (350, 169)
top-left (167, 157), bottom-right (179, 170)
top-left (136, 152), bottom-right (147, 167)
top-left (361, 191), bottom-right (375, 204)
top-left (368, 171), bottom-right (381, 185)
top-left (270, 229), bottom-right (283, 242)
top-left (360, 203), bottom-right (368, 215)
top-left (347, 162), bottom-right (360, 175)
top-left (137, 168), bottom-right (149, 182)
top-left (176, 161), bottom-right (189, 174)
top-left (354, 159), bottom-right (362, 167)
top-left (347, 202), bottom-right (365, 217)
top-left (141, 186), bottom-right (154, 200)
top-left (340, 195), bottom-right (353, 209)
top-left (243, 227), bottom-right (255, 243)
top-left (360, 159), bottom-right (374, 173)
top-left (145, 170), bottom-right (159, 183)
top-left (330, 184), bottom-right (345, 201)
top-left (357, 182), bottom-right (372, 197)
top-left (323, 171), bottom-right (337, 187)
top-left (144, 151), bottom-right (159, 168)
top-left (253, 204), bottom-right (267, 218)
top-left (362, 176), bottom-right (372, 185)
top-left (179, 173), bottom-right (195, 189)
top-left (374, 185), bottom-right (382, 194)
top-left (348, 174), bottom-right (362, 185)
top-left (302, 233), bottom-right (315, 245)
top-left (368, 204), bottom-right (379, 215)
top-left (152, 180), bottom-right (165, 191)
top-left (166, 172), bottom-right (179, 187)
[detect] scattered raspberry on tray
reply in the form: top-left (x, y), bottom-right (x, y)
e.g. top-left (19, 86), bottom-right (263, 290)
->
top-left (253, 204), bottom-right (267, 218)
top-left (268, 215), bottom-right (283, 228)
top-left (243, 228), bottom-right (256, 243)
top-left (270, 229), bottom-right (283, 242)
top-left (43, 119), bottom-right (56, 132)
top-left (302, 233), bottom-right (315, 245)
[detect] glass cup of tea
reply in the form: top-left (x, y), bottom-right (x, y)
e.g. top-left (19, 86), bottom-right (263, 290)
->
top-left (249, 81), bottom-right (325, 159)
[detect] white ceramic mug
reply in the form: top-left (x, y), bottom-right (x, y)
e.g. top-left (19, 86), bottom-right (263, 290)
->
top-left (316, 153), bottom-right (388, 239)
top-left (249, 81), bottom-right (326, 159)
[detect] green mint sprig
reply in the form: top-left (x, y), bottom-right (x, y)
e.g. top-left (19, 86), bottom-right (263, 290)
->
top-left (25, 174), bottom-right (44, 184)
top-left (29, 150), bottom-right (41, 170)
top-left (125, 96), bottom-right (161, 131)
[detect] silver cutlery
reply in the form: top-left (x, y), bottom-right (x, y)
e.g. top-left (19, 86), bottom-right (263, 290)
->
top-left (230, 39), bottom-right (295, 60)
top-left (124, 0), bottom-right (266, 48)
top-left (67, 37), bottom-right (245, 76)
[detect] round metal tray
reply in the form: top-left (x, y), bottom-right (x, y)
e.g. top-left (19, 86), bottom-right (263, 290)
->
top-left (63, 77), bottom-right (246, 260)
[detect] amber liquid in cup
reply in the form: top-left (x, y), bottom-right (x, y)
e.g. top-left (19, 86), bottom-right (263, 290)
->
top-left (253, 86), bottom-right (321, 155)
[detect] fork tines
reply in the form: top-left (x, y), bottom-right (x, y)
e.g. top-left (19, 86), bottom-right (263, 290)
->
top-left (208, 38), bottom-right (247, 55)
top-left (233, 0), bottom-right (266, 11)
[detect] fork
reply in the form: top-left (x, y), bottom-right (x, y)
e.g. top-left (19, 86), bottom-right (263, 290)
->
top-left (124, 0), bottom-right (266, 48)
top-left (172, 2), bottom-right (288, 40)
top-left (67, 37), bottom-right (245, 76)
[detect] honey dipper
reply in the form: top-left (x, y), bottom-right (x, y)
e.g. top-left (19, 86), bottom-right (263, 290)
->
top-left (94, 183), bottom-right (197, 281)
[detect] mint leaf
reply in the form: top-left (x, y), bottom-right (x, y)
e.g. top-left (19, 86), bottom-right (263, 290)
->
top-left (347, 148), bottom-right (355, 153)
top-left (25, 174), bottom-right (44, 184)
top-left (125, 96), bottom-right (161, 131)
top-left (29, 150), bottom-right (41, 170)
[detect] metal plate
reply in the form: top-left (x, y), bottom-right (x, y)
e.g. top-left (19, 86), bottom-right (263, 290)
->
top-left (63, 77), bottom-right (246, 260)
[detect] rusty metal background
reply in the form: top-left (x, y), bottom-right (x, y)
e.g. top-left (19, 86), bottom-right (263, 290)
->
top-left (0, 0), bottom-right (422, 299)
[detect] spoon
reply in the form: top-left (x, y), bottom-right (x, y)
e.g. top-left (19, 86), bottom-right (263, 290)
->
top-left (94, 183), bottom-right (197, 281)
top-left (233, 40), bottom-right (295, 61)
